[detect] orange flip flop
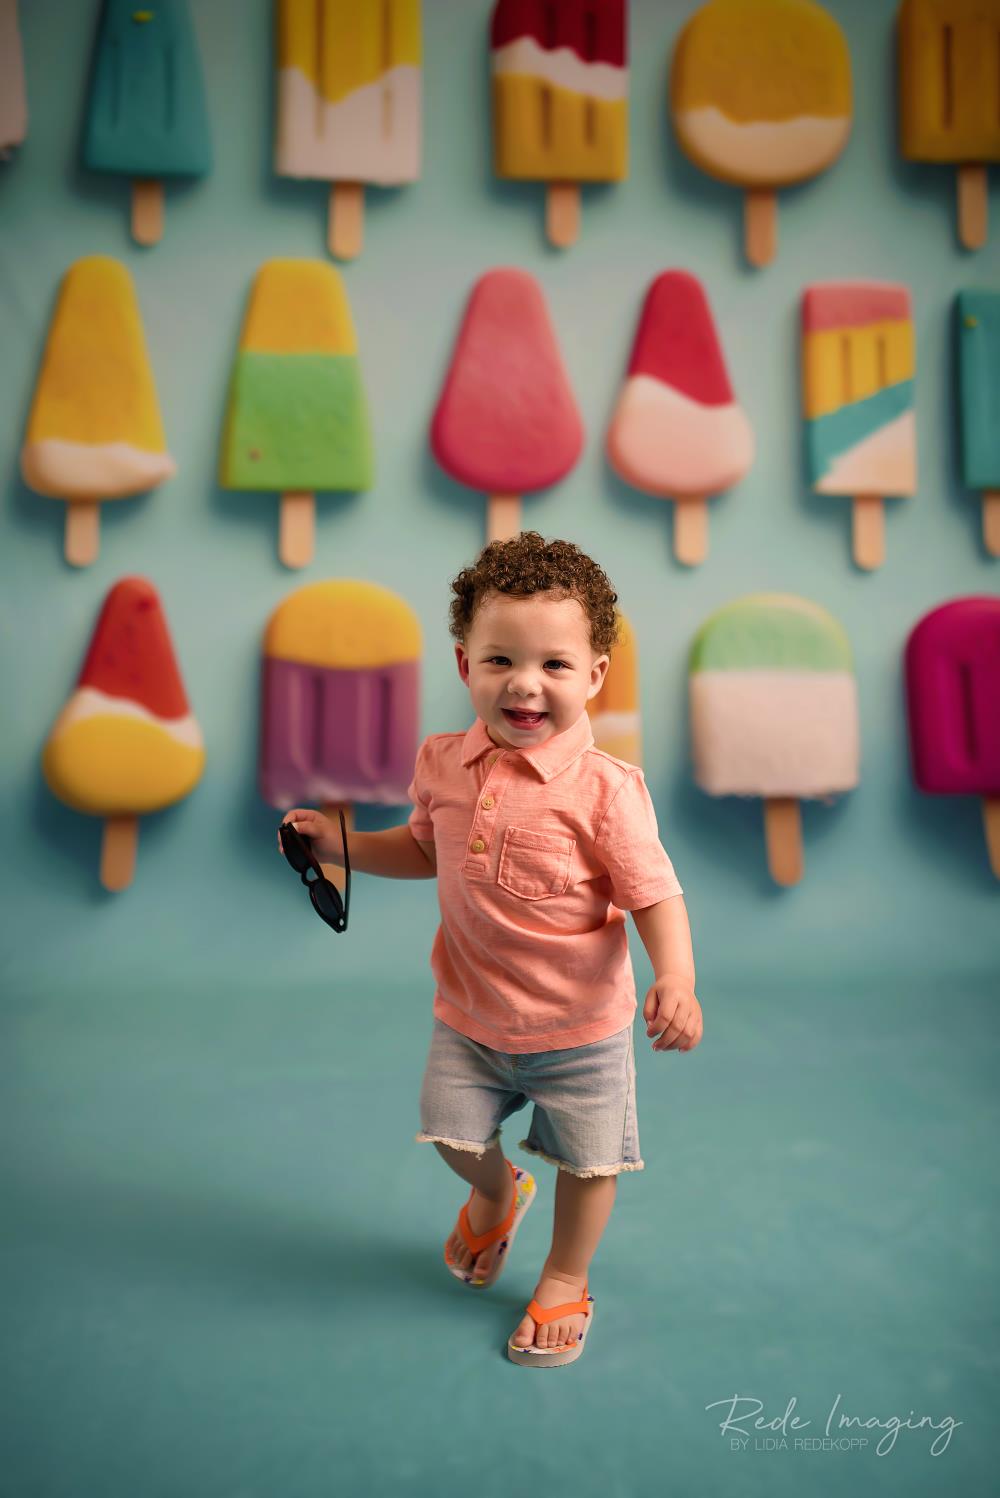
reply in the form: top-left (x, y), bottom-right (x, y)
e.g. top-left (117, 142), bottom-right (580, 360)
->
top-left (507, 1282), bottom-right (594, 1367)
top-left (444, 1159), bottom-right (536, 1288)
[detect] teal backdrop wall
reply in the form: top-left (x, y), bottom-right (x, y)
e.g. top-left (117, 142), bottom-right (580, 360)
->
top-left (2, 0), bottom-right (998, 1004)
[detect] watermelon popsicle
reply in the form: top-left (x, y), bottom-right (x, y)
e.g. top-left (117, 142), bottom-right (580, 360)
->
top-left (431, 268), bottom-right (583, 543)
top-left (802, 282), bottom-right (917, 571)
top-left (42, 578), bottom-right (205, 891)
top-left (905, 597), bottom-right (1000, 878)
top-left (956, 290), bottom-right (1000, 556)
top-left (586, 611), bottom-right (641, 764)
top-left (275, 0), bottom-right (422, 261)
top-left (82, 0), bottom-right (212, 246)
top-left (670, 0), bottom-right (852, 267)
top-left (261, 580), bottom-right (422, 892)
top-left (898, 0), bottom-right (1000, 251)
top-left (689, 594), bottom-right (859, 885)
top-left (606, 270), bottom-right (754, 566)
top-left (0, 0), bottom-right (27, 158)
top-left (20, 256), bottom-right (176, 568)
top-left (220, 260), bottom-right (373, 569)
top-left (491, 0), bottom-right (628, 248)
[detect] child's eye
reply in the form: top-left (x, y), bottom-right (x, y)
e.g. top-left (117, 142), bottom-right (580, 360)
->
top-left (487, 657), bottom-right (510, 666)
top-left (545, 661), bottom-right (569, 671)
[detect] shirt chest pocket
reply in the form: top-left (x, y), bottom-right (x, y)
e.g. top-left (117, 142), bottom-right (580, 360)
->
top-left (497, 826), bottom-right (576, 901)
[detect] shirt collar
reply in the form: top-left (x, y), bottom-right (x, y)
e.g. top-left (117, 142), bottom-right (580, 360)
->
top-left (460, 712), bottom-right (595, 782)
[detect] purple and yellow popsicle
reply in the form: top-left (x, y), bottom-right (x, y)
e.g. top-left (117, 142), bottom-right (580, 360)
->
top-left (260, 580), bottom-right (422, 890)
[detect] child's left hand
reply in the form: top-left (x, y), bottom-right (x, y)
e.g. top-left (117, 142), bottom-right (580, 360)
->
top-left (642, 977), bottom-right (703, 1053)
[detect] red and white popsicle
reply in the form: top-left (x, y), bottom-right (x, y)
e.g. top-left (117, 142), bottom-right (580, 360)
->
top-left (606, 270), bottom-right (754, 565)
top-left (430, 268), bottom-right (583, 543)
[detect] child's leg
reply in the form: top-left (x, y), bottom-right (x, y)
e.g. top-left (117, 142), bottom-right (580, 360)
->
top-left (435, 1139), bottom-right (516, 1280)
top-left (510, 1170), bottom-right (617, 1351)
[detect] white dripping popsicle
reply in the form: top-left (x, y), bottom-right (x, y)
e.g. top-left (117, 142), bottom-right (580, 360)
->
top-left (606, 270), bottom-right (754, 566)
top-left (275, 0), bottom-right (422, 260)
top-left (689, 593), bottom-right (859, 884)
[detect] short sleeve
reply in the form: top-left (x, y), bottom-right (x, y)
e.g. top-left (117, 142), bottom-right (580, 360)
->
top-left (406, 738), bottom-right (434, 842)
top-left (594, 769), bottom-right (682, 911)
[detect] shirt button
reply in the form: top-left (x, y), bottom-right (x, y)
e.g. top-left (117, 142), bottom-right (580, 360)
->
top-left (481, 796), bottom-right (495, 809)
top-left (471, 839), bottom-right (486, 853)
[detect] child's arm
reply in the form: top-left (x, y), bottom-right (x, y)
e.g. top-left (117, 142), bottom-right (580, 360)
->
top-left (631, 896), bottom-right (703, 1053)
top-left (277, 809), bottom-right (436, 880)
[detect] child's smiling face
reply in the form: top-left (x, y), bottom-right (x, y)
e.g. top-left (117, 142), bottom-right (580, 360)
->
top-left (455, 589), bottom-right (610, 750)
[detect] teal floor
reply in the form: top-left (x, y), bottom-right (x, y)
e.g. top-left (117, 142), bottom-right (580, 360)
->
top-left (1, 976), bottom-right (995, 1497)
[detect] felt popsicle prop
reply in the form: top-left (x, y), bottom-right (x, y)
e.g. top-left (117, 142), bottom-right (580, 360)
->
top-left (275, 0), bottom-right (422, 260)
top-left (82, 0), bottom-right (212, 246)
top-left (261, 580), bottom-right (422, 892)
top-left (491, 0), bottom-right (628, 248)
top-left (220, 259), bottom-right (373, 569)
top-left (606, 270), bottom-right (754, 566)
top-left (898, 0), bottom-right (1000, 251)
top-left (801, 282), bottom-right (917, 571)
top-left (670, 0), bottom-right (852, 267)
top-left (689, 594), bottom-right (859, 886)
top-left (431, 268), bottom-right (583, 543)
top-left (956, 289), bottom-right (1000, 555)
top-left (905, 597), bottom-right (1000, 877)
top-left (20, 256), bottom-right (176, 568)
top-left (0, 0), bottom-right (27, 158)
top-left (42, 577), bottom-right (204, 892)
top-left (586, 611), bottom-right (641, 764)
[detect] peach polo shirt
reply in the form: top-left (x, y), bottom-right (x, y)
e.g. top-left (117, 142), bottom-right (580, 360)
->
top-left (406, 711), bottom-right (683, 1054)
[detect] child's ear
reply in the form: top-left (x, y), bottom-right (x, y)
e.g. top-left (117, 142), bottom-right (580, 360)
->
top-left (587, 654), bottom-right (610, 700)
top-left (455, 643), bottom-right (470, 684)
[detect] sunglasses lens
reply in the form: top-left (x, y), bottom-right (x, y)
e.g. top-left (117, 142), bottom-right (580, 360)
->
top-left (280, 827), bottom-right (311, 872)
top-left (311, 881), bottom-right (346, 930)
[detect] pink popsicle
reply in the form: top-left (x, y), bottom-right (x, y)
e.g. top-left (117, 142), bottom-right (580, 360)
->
top-left (606, 270), bottom-right (753, 566)
top-left (430, 268), bottom-right (583, 542)
top-left (905, 595), bottom-right (1000, 877)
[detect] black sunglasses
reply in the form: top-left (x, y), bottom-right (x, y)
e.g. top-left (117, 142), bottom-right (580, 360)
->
top-left (278, 810), bottom-right (350, 933)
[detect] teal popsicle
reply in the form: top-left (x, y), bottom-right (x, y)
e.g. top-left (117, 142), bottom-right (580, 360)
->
top-left (82, 0), bottom-right (211, 244)
top-left (957, 290), bottom-right (1000, 557)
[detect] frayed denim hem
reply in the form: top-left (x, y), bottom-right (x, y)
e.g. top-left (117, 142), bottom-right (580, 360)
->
top-left (415, 1128), bottom-right (502, 1156)
top-left (517, 1139), bottom-right (644, 1178)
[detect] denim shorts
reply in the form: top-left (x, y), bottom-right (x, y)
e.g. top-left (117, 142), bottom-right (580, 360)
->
top-left (415, 1016), bottom-right (643, 1178)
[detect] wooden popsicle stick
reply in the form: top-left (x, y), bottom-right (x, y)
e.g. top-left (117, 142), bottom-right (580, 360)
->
top-left (957, 164), bottom-right (987, 251)
top-left (983, 798), bottom-right (1000, 880)
top-left (744, 188), bottom-right (777, 268)
top-left (329, 182), bottom-right (364, 260)
top-left (852, 495), bottom-right (884, 571)
top-left (101, 814), bottom-right (138, 892)
top-left (131, 180), bottom-right (164, 246)
top-left (279, 492), bottom-right (315, 569)
top-left (764, 798), bottom-right (803, 887)
top-left (546, 183), bottom-right (580, 249)
top-left (487, 494), bottom-right (521, 543)
top-left (65, 501), bottom-right (100, 567)
top-left (320, 802), bottom-right (355, 895)
top-left (672, 497), bottom-right (708, 567)
top-left (982, 492), bottom-right (1000, 557)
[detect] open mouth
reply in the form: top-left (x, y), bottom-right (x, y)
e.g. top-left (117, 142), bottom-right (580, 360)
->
top-left (502, 708), bottom-right (548, 729)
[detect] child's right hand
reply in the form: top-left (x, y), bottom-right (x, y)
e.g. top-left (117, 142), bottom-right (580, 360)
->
top-left (277, 808), bottom-right (344, 865)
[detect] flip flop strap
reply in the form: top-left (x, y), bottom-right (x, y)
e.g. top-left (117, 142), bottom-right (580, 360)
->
top-left (457, 1159), bottom-right (518, 1254)
top-left (525, 1287), bottom-right (590, 1326)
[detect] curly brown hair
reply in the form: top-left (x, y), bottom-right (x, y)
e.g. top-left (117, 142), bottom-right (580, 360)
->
top-left (448, 532), bottom-right (622, 655)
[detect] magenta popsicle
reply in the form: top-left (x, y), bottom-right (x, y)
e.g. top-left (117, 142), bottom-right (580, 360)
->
top-left (261, 581), bottom-right (422, 887)
top-left (905, 595), bottom-right (1000, 878)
